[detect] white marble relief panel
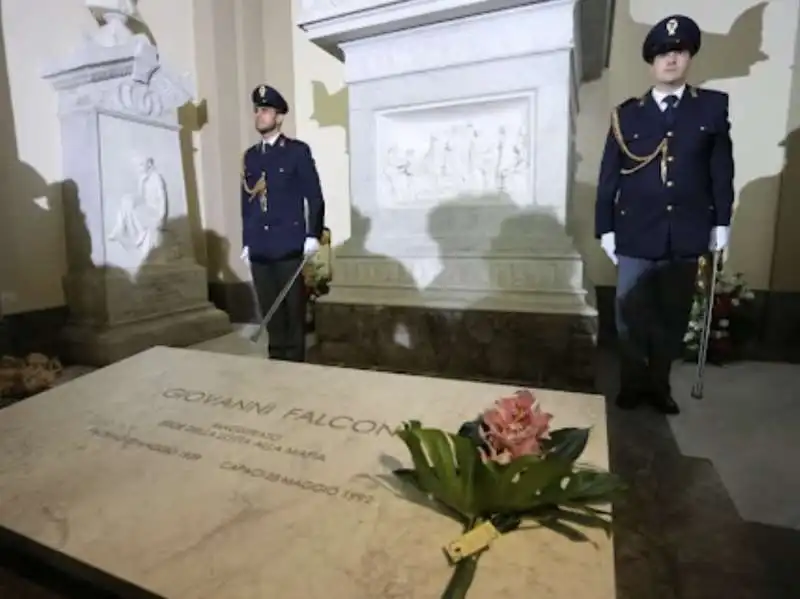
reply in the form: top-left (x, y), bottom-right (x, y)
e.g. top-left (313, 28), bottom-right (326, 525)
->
top-left (97, 113), bottom-right (190, 269)
top-left (374, 94), bottom-right (534, 209)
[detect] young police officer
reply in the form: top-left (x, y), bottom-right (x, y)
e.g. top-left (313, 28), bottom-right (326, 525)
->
top-left (241, 85), bottom-right (326, 362)
top-left (595, 15), bottom-right (734, 414)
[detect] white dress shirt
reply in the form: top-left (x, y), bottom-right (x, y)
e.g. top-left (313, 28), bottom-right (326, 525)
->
top-left (651, 84), bottom-right (686, 112)
top-left (260, 132), bottom-right (280, 152)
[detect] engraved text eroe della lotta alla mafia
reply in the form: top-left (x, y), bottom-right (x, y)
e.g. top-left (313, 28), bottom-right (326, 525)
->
top-left (86, 387), bottom-right (396, 506)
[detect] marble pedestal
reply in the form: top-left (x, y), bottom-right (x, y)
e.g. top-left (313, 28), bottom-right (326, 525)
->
top-left (43, 12), bottom-right (229, 366)
top-left (61, 263), bottom-right (229, 366)
top-left (296, 0), bottom-right (613, 388)
top-left (0, 347), bottom-right (615, 598)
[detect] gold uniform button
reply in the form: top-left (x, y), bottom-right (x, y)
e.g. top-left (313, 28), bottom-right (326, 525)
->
top-left (667, 205), bottom-right (673, 211)
top-left (264, 225), bottom-right (269, 230)
top-left (667, 156), bottom-right (674, 162)
top-left (666, 180), bottom-right (674, 187)
top-left (666, 131), bottom-right (674, 137)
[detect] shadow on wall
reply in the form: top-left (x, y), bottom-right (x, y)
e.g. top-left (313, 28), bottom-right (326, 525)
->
top-left (126, 14), bottom-right (210, 271)
top-left (178, 100), bottom-right (209, 266)
top-left (0, 0), bottom-right (67, 329)
top-left (571, 0), bottom-right (770, 342)
top-left (309, 80), bottom-right (349, 148)
top-left (0, 3), bottom-right (234, 354)
top-left (771, 127), bottom-right (800, 291)
top-left (752, 126), bottom-right (800, 361)
top-left (60, 176), bottom-right (228, 363)
top-left (308, 79), bottom-right (352, 255)
top-left (426, 195), bottom-right (592, 385)
top-left (304, 2), bottom-right (785, 360)
top-left (304, 2), bottom-right (770, 289)
top-left (320, 193), bottom-right (593, 387)
top-left (323, 206), bottom-right (419, 364)
top-left (620, 3), bottom-right (769, 88)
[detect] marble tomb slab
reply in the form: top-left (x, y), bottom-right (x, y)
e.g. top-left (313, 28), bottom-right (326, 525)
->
top-left (0, 347), bottom-right (615, 598)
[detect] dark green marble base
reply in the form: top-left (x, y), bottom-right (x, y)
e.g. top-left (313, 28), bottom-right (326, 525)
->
top-left (308, 301), bottom-right (598, 393)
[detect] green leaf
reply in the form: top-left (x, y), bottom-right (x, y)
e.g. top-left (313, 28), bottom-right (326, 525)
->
top-left (523, 504), bottom-right (614, 542)
top-left (535, 469), bottom-right (625, 506)
top-left (441, 553), bottom-right (482, 599)
top-left (544, 428), bottom-right (590, 462)
top-left (560, 470), bottom-right (626, 502)
top-left (548, 507), bottom-right (612, 535)
top-left (393, 467), bottom-right (421, 490)
top-left (477, 456), bottom-right (573, 514)
top-left (535, 517), bottom-right (592, 543)
top-left (395, 422), bottom-right (482, 519)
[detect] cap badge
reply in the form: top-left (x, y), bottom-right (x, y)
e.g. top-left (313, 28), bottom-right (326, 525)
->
top-left (666, 18), bottom-right (678, 36)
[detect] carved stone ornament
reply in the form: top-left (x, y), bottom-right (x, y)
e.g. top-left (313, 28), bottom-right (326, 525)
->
top-left (86, 0), bottom-right (142, 48)
top-left (41, 1), bottom-right (194, 119)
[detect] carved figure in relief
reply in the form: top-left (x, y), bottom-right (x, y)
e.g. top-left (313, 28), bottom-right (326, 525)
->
top-left (382, 119), bottom-right (527, 204)
top-left (108, 156), bottom-right (169, 257)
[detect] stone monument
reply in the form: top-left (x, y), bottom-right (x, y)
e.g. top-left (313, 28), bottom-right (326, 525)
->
top-left (0, 347), bottom-right (615, 597)
top-left (43, 1), bottom-right (230, 366)
top-left (295, 0), bottom-right (614, 390)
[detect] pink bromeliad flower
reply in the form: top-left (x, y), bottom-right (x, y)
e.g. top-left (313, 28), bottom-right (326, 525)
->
top-left (479, 390), bottom-right (553, 464)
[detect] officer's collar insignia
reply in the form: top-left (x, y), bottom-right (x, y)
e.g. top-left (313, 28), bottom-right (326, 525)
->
top-left (666, 18), bottom-right (678, 36)
top-left (258, 85), bottom-right (266, 98)
top-left (279, 138), bottom-right (286, 147)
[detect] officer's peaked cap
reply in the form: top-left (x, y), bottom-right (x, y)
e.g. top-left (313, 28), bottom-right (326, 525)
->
top-left (642, 15), bottom-right (701, 64)
top-left (251, 85), bottom-right (289, 114)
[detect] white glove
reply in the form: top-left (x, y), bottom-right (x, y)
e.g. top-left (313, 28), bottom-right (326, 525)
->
top-left (240, 246), bottom-right (249, 262)
top-left (709, 226), bottom-right (729, 252)
top-left (600, 232), bottom-right (617, 265)
top-left (303, 237), bottom-right (320, 257)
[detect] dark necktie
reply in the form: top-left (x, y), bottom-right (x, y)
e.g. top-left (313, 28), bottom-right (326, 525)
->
top-left (663, 94), bottom-right (679, 126)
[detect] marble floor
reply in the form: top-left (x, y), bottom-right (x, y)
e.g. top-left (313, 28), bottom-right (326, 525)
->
top-left (668, 360), bottom-right (800, 531)
top-left (1, 327), bottom-right (799, 598)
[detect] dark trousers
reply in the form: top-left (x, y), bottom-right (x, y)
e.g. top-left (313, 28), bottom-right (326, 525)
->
top-left (250, 256), bottom-right (307, 362)
top-left (615, 255), bottom-right (698, 396)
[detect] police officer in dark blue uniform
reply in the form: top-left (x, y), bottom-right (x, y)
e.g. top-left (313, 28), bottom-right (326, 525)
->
top-left (595, 15), bottom-right (734, 414)
top-left (241, 84), bottom-right (325, 362)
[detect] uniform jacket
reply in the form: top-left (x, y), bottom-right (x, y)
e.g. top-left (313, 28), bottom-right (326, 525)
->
top-left (595, 85), bottom-right (734, 259)
top-left (241, 135), bottom-right (325, 261)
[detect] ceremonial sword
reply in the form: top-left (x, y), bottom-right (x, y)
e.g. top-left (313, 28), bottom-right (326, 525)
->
top-left (249, 256), bottom-right (309, 345)
top-left (690, 250), bottom-right (722, 400)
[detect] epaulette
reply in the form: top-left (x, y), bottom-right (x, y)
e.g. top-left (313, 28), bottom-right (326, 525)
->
top-left (617, 96), bottom-right (638, 109)
top-left (692, 86), bottom-right (727, 100)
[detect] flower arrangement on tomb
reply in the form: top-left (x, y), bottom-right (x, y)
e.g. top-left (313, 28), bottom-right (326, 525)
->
top-left (684, 255), bottom-right (755, 364)
top-left (392, 390), bottom-right (624, 599)
top-left (0, 353), bottom-right (63, 403)
top-left (304, 227), bottom-right (333, 329)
